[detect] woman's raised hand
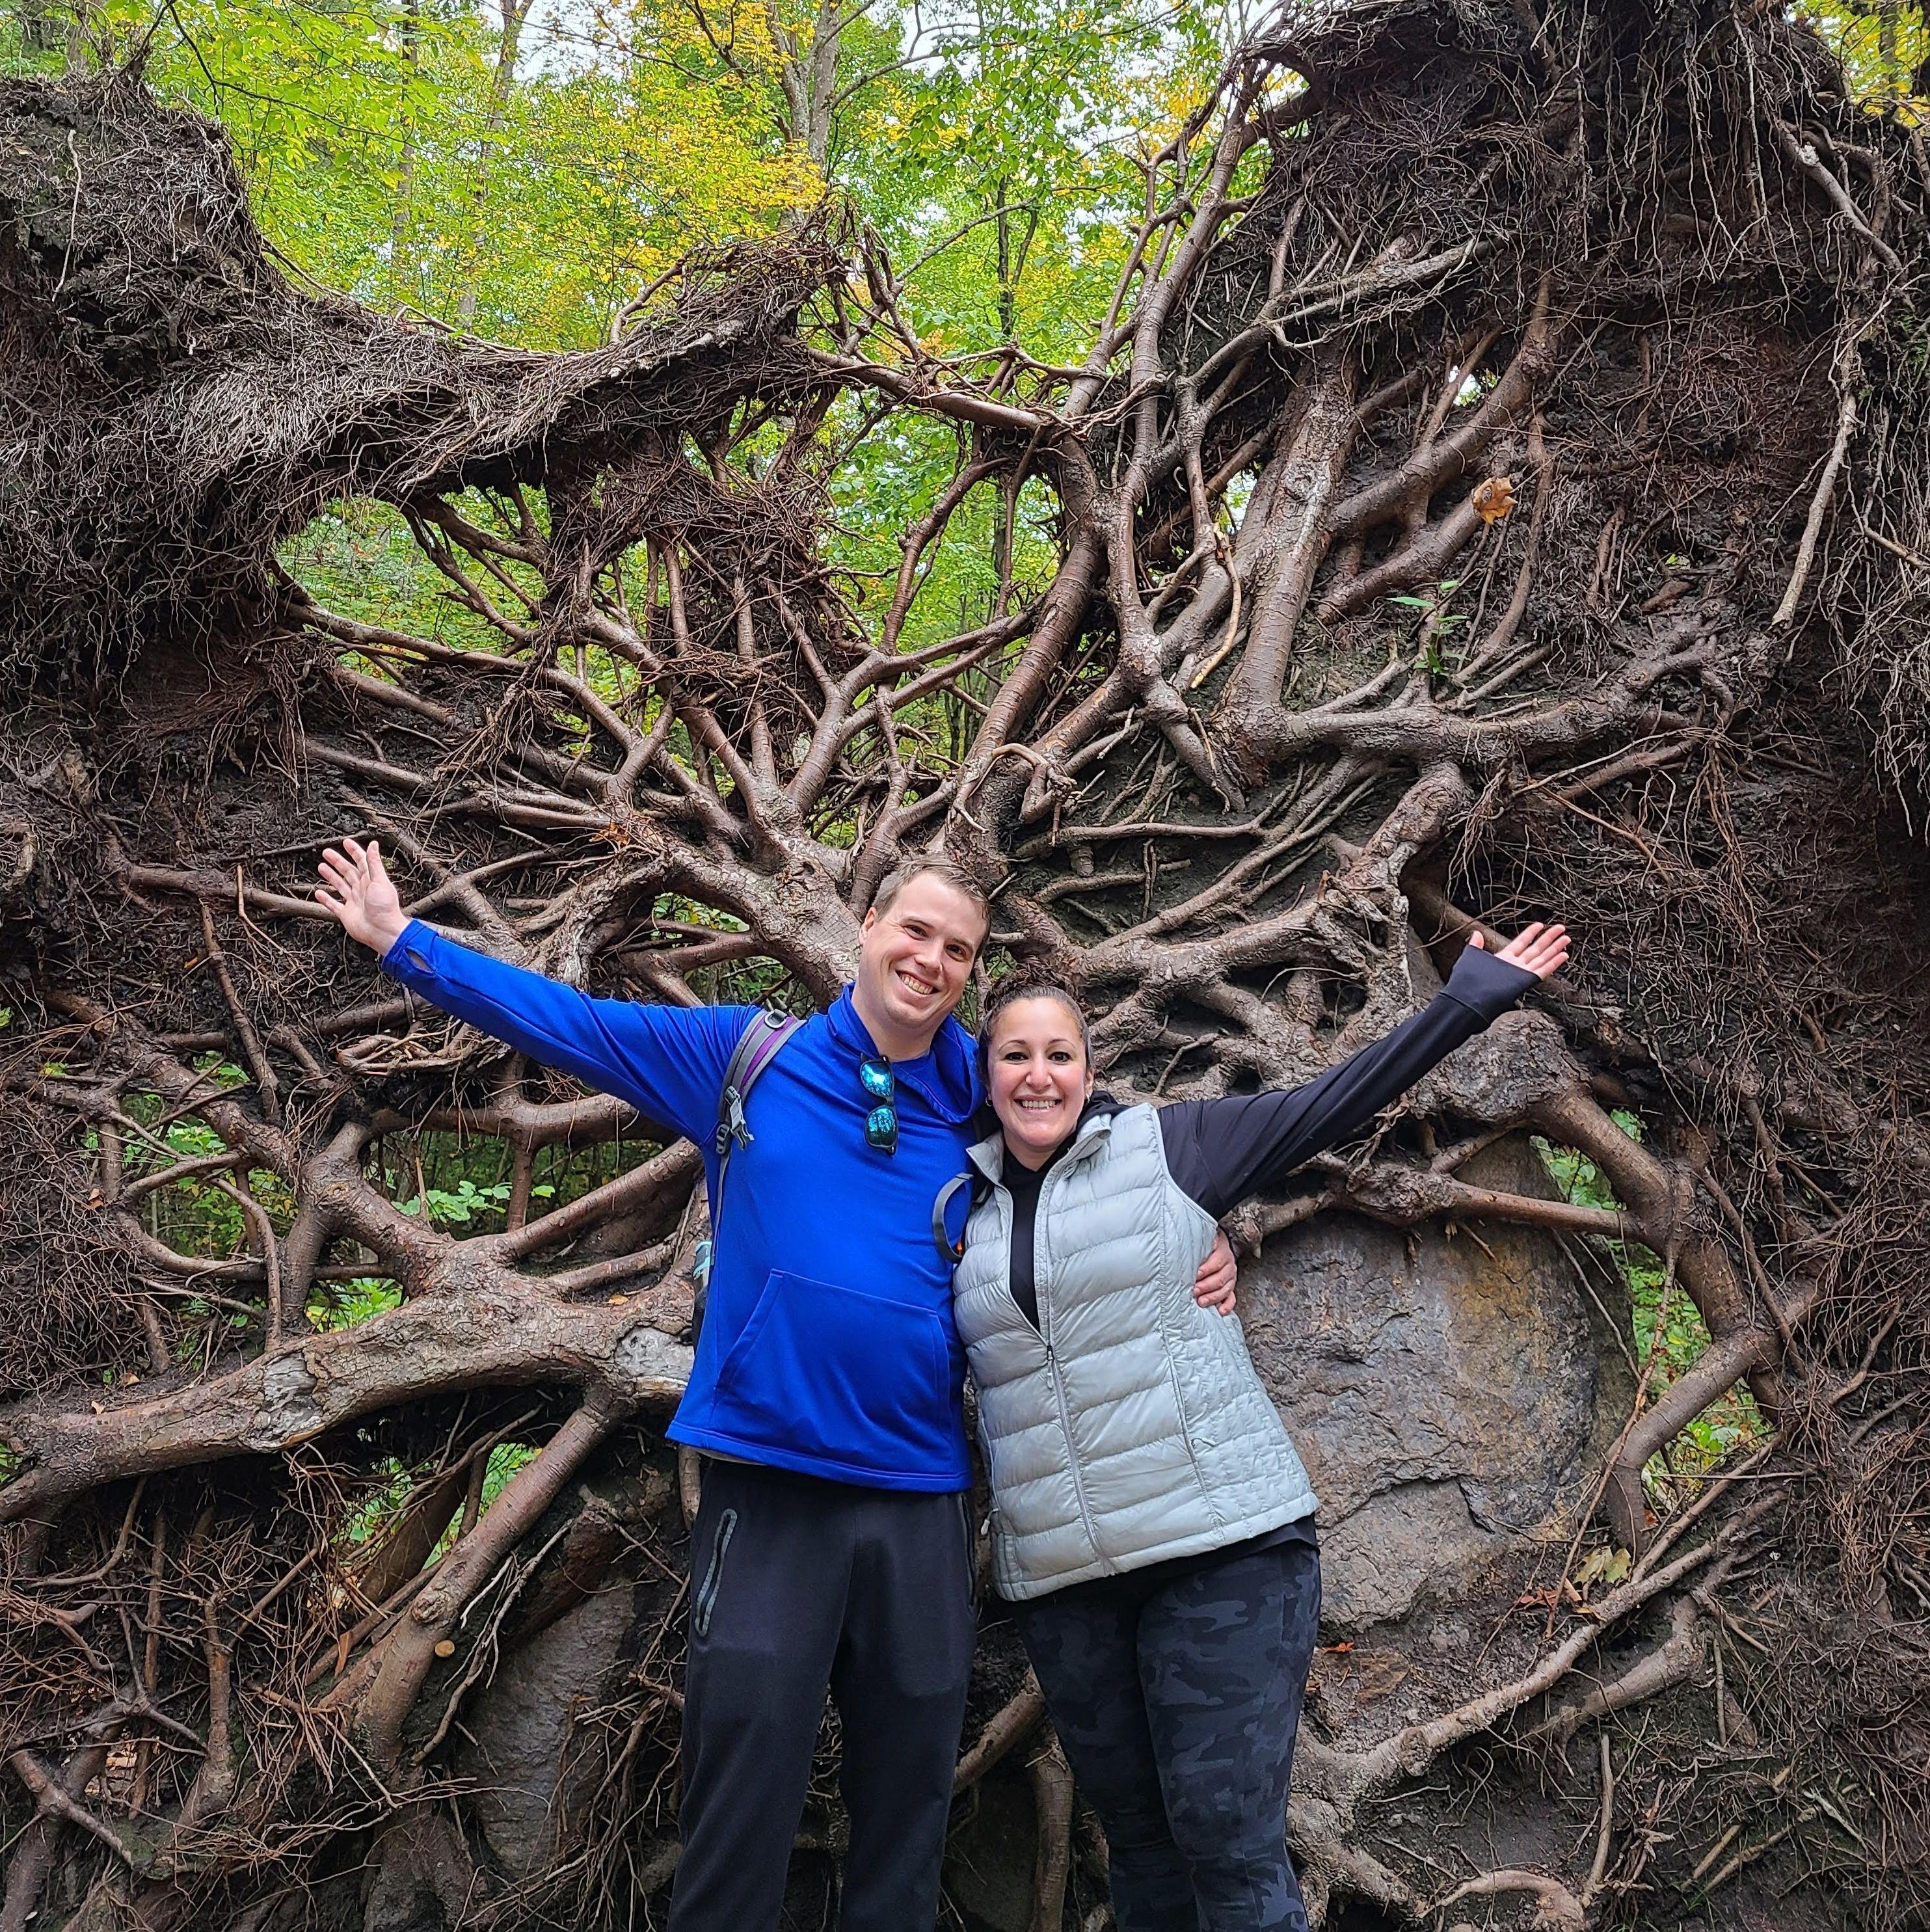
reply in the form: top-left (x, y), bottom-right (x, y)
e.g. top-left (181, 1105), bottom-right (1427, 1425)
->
top-left (315, 837), bottom-right (409, 956)
top-left (1471, 920), bottom-right (1570, 981)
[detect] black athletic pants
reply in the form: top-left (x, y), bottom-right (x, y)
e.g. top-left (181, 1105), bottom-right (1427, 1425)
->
top-left (1011, 1536), bottom-right (1322, 1932)
top-left (665, 1459), bottom-right (976, 1932)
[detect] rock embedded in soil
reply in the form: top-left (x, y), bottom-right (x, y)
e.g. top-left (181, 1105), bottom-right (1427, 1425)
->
top-left (1239, 1136), bottom-right (1631, 1632)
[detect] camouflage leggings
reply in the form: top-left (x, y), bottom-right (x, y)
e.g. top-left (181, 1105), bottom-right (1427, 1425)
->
top-left (1011, 1534), bottom-right (1320, 1932)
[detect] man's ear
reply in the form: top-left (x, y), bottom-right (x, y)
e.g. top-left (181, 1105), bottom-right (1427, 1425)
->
top-left (861, 906), bottom-right (878, 933)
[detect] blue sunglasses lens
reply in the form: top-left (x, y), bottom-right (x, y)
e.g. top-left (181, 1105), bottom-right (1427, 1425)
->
top-left (859, 1056), bottom-right (896, 1152)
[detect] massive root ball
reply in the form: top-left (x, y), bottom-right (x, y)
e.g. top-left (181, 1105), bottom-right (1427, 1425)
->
top-left (0, 65), bottom-right (835, 697)
top-left (3, 1), bottom-right (1930, 1927)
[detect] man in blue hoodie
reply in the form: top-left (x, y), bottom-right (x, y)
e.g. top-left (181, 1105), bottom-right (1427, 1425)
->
top-left (317, 837), bottom-right (1000, 1929)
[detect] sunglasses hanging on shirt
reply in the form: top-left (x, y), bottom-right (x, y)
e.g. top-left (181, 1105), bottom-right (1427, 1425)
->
top-left (859, 1054), bottom-right (898, 1156)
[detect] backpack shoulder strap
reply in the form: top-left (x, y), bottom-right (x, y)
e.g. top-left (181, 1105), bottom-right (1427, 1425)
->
top-left (933, 1170), bottom-right (993, 1264)
top-left (693, 1010), bottom-right (805, 1308)
top-left (714, 1009), bottom-right (804, 1198)
top-left (932, 1174), bottom-right (971, 1263)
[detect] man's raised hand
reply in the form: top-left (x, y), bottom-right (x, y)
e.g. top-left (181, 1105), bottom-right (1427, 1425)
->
top-left (1470, 920), bottom-right (1570, 982)
top-left (315, 837), bottom-right (409, 956)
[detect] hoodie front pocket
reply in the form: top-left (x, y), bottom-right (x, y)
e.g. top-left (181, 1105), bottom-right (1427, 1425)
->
top-left (710, 1271), bottom-right (956, 1475)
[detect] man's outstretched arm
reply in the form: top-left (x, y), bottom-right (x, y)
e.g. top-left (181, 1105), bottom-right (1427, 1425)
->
top-left (317, 837), bottom-right (740, 1145)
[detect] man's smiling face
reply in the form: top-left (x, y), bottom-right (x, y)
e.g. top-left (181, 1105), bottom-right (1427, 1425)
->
top-left (853, 872), bottom-right (985, 1053)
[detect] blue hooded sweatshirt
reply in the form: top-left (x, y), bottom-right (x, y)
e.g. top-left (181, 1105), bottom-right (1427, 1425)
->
top-left (380, 920), bottom-right (980, 1491)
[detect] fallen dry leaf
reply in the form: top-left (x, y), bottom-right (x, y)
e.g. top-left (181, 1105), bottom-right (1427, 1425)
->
top-left (1472, 474), bottom-right (1516, 524)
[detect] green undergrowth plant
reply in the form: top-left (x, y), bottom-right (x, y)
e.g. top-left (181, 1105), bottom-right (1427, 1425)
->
top-left (1535, 1115), bottom-right (1767, 1509)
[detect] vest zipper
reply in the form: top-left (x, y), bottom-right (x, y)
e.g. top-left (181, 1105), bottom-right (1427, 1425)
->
top-left (1034, 1165), bottom-right (1104, 1564)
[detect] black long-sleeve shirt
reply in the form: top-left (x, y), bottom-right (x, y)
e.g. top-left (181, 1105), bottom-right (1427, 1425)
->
top-left (999, 943), bottom-right (1536, 1328)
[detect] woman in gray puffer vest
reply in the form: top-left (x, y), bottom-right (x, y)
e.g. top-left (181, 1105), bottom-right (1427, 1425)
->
top-left (950, 923), bottom-right (1570, 1932)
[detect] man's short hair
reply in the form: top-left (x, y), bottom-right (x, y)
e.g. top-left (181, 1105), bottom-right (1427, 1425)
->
top-left (870, 859), bottom-right (992, 953)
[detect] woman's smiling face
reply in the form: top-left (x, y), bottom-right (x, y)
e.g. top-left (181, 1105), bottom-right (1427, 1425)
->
top-left (987, 994), bottom-right (1094, 1169)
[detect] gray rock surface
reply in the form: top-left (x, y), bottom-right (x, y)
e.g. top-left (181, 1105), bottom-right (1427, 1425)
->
top-left (1237, 1135), bottom-right (1632, 1631)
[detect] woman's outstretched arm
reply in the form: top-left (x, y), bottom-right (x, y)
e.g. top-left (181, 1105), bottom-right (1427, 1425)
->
top-left (1159, 925), bottom-right (1569, 1220)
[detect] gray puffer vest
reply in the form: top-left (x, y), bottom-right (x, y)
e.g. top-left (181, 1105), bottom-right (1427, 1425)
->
top-left (952, 1104), bottom-right (1318, 1601)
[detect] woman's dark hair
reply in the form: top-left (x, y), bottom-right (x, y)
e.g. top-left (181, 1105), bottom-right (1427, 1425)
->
top-left (976, 973), bottom-right (1092, 1085)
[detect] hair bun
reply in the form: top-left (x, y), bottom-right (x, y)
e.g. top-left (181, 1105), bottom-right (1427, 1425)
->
top-left (978, 973), bottom-right (1090, 1073)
